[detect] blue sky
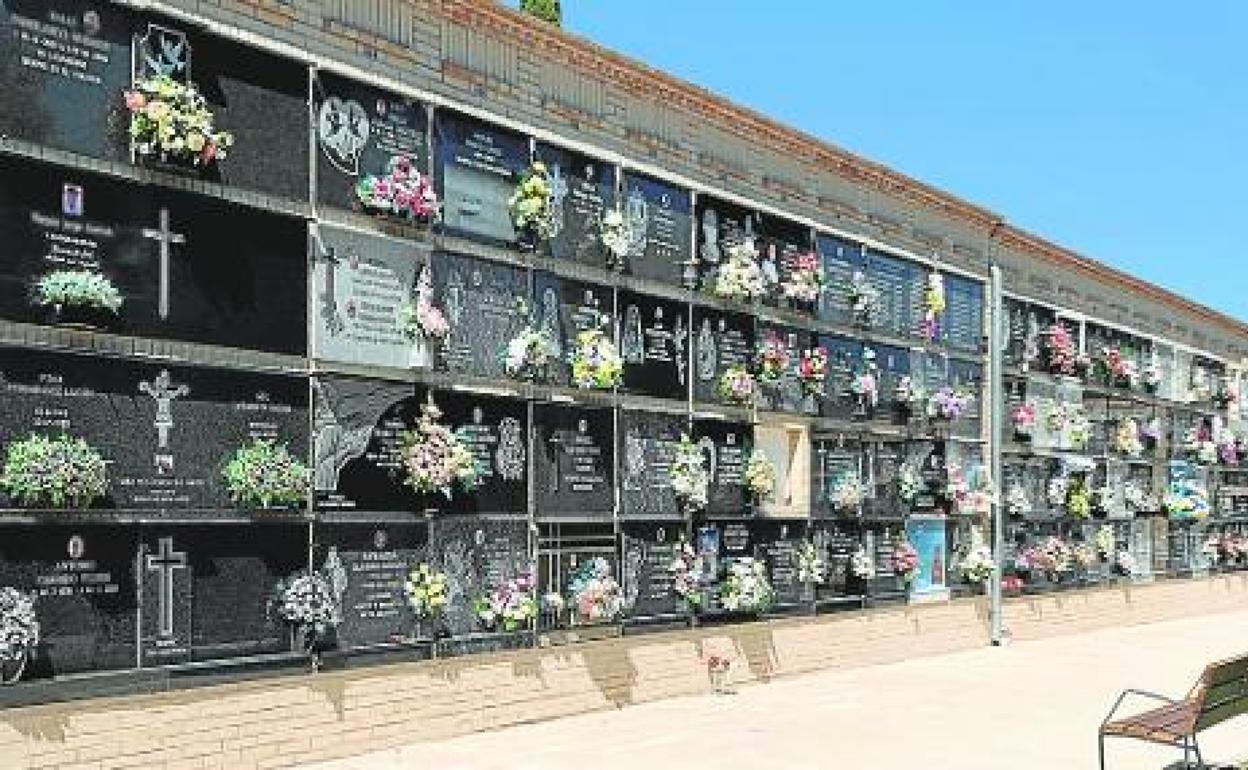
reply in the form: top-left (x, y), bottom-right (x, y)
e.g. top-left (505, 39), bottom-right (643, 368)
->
top-left (518, 2), bottom-right (1247, 322)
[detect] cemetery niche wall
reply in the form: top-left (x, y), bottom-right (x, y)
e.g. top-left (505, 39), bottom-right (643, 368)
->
top-left (0, 0), bottom-right (1245, 705)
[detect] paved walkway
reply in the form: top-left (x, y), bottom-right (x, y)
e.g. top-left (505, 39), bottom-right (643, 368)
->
top-left (307, 612), bottom-right (1248, 770)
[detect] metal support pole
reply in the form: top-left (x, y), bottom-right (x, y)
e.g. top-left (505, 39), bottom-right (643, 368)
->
top-left (988, 261), bottom-right (1006, 645)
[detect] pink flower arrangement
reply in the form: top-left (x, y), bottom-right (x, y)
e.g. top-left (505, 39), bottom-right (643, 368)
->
top-left (797, 347), bottom-right (828, 393)
top-left (356, 155), bottom-right (439, 221)
top-left (1011, 402), bottom-right (1037, 436)
top-left (755, 333), bottom-right (791, 382)
top-left (399, 402), bottom-right (480, 498)
top-left (718, 366), bottom-right (757, 406)
top-left (926, 387), bottom-right (975, 422)
top-left (892, 542), bottom-right (919, 582)
top-left (1042, 323), bottom-right (1079, 376)
top-left (1100, 346), bottom-right (1138, 388)
top-left (780, 251), bottom-right (823, 305)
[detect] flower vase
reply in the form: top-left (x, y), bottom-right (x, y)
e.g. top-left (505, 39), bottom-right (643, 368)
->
top-left (0, 651), bottom-right (29, 686)
top-left (408, 334), bottom-right (433, 370)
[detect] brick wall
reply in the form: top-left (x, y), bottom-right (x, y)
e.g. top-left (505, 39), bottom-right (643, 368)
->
top-left (2, 575), bottom-right (1244, 769)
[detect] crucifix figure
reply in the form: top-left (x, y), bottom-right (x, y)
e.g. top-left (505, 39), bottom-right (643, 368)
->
top-left (141, 207), bottom-right (186, 320)
top-left (139, 369), bottom-right (189, 450)
top-left (146, 536), bottom-right (187, 640)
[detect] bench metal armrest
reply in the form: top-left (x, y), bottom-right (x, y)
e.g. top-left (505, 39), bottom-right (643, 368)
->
top-left (1100, 688), bottom-right (1179, 729)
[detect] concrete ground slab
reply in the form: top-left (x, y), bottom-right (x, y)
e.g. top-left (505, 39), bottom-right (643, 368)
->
top-left (305, 611), bottom-right (1248, 770)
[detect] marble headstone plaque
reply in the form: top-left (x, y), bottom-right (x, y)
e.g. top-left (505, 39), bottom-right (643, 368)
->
top-left (0, 155), bottom-right (308, 354)
top-left (313, 377), bottom-right (528, 516)
top-left (618, 290), bottom-right (688, 399)
top-left (944, 275), bottom-right (984, 352)
top-left (691, 307), bottom-right (754, 405)
top-left (757, 324), bottom-right (817, 414)
top-left (434, 111), bottom-right (529, 244)
top-left (314, 522), bottom-right (429, 647)
top-left (1004, 298), bottom-right (1055, 370)
top-left (1, 1), bottom-right (310, 199)
top-left (873, 344), bottom-right (913, 425)
top-left (0, 348), bottom-right (308, 512)
top-left (139, 524), bottom-right (306, 666)
top-left (313, 71), bottom-right (429, 213)
top-left (428, 516), bottom-right (529, 636)
top-left (532, 271), bottom-right (614, 387)
top-left (760, 214), bottom-right (812, 311)
top-left (753, 520), bottom-right (806, 603)
top-left (433, 251), bottom-right (529, 380)
top-left (696, 419), bottom-right (751, 517)
top-left (819, 334), bottom-right (862, 421)
top-left (311, 224), bottom-right (426, 369)
top-left (816, 233), bottom-right (865, 326)
top-left (620, 522), bottom-right (683, 618)
top-left (948, 359), bottom-right (983, 438)
top-left (810, 520), bottom-right (859, 595)
top-left (533, 403), bottom-right (614, 520)
top-left (868, 441), bottom-right (907, 518)
top-left (535, 143), bottom-right (614, 265)
top-left (695, 194), bottom-right (760, 292)
top-left (619, 410), bottom-right (683, 521)
top-left (620, 171), bottom-right (692, 287)
top-left (866, 249), bottom-right (919, 339)
top-left (0, 524), bottom-right (136, 678)
top-left (812, 437), bottom-right (861, 517)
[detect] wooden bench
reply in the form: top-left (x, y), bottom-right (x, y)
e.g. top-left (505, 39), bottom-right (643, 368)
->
top-left (1099, 652), bottom-right (1248, 769)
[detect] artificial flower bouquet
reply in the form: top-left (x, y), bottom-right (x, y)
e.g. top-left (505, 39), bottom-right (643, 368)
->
top-left (398, 402), bottom-right (480, 499)
top-left (780, 250), bottom-right (823, 306)
top-left (0, 434), bottom-right (108, 509)
top-left (1113, 418), bottom-right (1144, 458)
top-left (796, 347), bottom-right (828, 395)
top-left (847, 270), bottom-right (880, 325)
top-left (354, 154), bottom-right (438, 222)
top-left (718, 365), bottom-right (758, 406)
top-left (1041, 323), bottom-right (1080, 377)
top-left (714, 240), bottom-right (767, 302)
top-left (1099, 345), bottom-right (1139, 389)
top-left (404, 563), bottom-right (449, 621)
top-left (34, 271), bottom-right (123, 319)
top-left (832, 475), bottom-right (865, 515)
top-left (599, 207), bottom-right (634, 270)
top-left (508, 161), bottom-right (555, 248)
top-left (669, 434), bottom-right (709, 513)
top-left (894, 376), bottom-right (924, 412)
top-left (744, 449), bottom-right (776, 500)
top-left (222, 439), bottom-right (310, 510)
top-left (272, 570), bottom-right (340, 658)
top-left (850, 548), bottom-right (875, 580)
top-left (504, 326), bottom-right (558, 382)
top-left (958, 545), bottom-right (996, 584)
top-left (669, 540), bottom-right (702, 610)
top-left (719, 558), bottom-right (774, 614)
top-left (1011, 401), bottom-right (1037, 439)
top-left (926, 387), bottom-right (975, 422)
top-left (567, 557), bottom-right (623, 624)
top-left (474, 568), bottom-right (538, 632)
top-left (794, 540), bottom-right (825, 585)
top-left (892, 541), bottom-right (919, 584)
top-left (754, 333), bottom-right (791, 383)
top-left (0, 587), bottom-right (39, 680)
top-left (124, 74), bottom-right (233, 166)
top-left (918, 271), bottom-right (944, 342)
top-left (569, 322), bottom-right (623, 390)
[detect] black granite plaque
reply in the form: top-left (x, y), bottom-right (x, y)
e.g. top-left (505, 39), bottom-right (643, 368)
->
top-left (434, 111), bottom-right (530, 244)
top-left (818, 334), bottom-right (862, 421)
top-left (619, 410), bottom-right (683, 521)
top-left (312, 225), bottom-right (426, 369)
top-left (697, 419), bottom-right (751, 516)
top-left (0, 1), bottom-right (308, 198)
top-left (0, 155), bottom-right (307, 354)
top-left (868, 441), bottom-right (907, 518)
top-left (812, 436), bottom-right (862, 516)
top-left (535, 143), bottom-right (615, 265)
top-left (314, 522), bottom-right (429, 647)
top-left (0, 0), bottom-right (133, 160)
top-left (620, 171), bottom-right (692, 286)
top-left (618, 290), bottom-right (687, 399)
top-left (313, 377), bottom-right (528, 516)
top-left (816, 233), bottom-right (865, 325)
top-left (945, 275), bottom-right (984, 352)
top-left (0, 524), bottom-right (136, 678)
top-left (874, 344), bottom-right (912, 424)
top-left (811, 520), bottom-right (859, 596)
top-left (948, 360), bottom-right (983, 438)
top-left (140, 524), bottom-right (306, 666)
top-left (434, 251), bottom-right (529, 380)
top-left (757, 324), bottom-right (817, 414)
top-left (532, 271), bottom-right (614, 387)
top-left (691, 307), bottom-right (754, 405)
top-left (866, 249), bottom-right (919, 339)
top-left (428, 516), bottom-right (529, 636)
top-left (0, 348), bottom-right (308, 512)
top-left (695, 195), bottom-right (761, 291)
top-left (534, 403), bottom-right (614, 520)
top-left (314, 71), bottom-right (430, 213)
top-left (753, 520), bottom-right (806, 603)
top-left (620, 522), bottom-right (683, 618)
top-left (760, 214), bottom-right (812, 311)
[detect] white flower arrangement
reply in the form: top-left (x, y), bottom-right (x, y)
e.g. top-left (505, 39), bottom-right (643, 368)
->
top-left (1046, 476), bottom-right (1069, 509)
top-left (404, 563), bottom-right (448, 620)
top-left (1114, 550), bottom-right (1137, 577)
top-left (713, 240), bottom-right (767, 302)
top-left (504, 326), bottom-right (558, 381)
top-left (850, 548), bottom-right (875, 580)
top-left (719, 558), bottom-right (774, 614)
top-left (958, 545), bottom-right (996, 584)
top-left (744, 449), bottom-right (776, 499)
top-left (0, 587), bottom-right (39, 664)
top-left (474, 568), bottom-right (538, 632)
top-left (1094, 525), bottom-right (1115, 559)
top-left (273, 571), bottom-right (340, 638)
top-left (780, 250), bottom-right (823, 305)
top-left (794, 540), bottom-right (824, 585)
top-left (670, 434), bottom-right (709, 513)
top-left (832, 475), bottom-right (865, 514)
top-left (847, 270), bottom-right (881, 325)
top-left (1005, 485), bottom-right (1032, 517)
top-left (897, 464), bottom-right (923, 503)
top-left (1114, 418), bottom-right (1144, 458)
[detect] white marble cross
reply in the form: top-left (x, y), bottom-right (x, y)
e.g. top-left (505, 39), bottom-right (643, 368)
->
top-left (141, 208), bottom-right (186, 320)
